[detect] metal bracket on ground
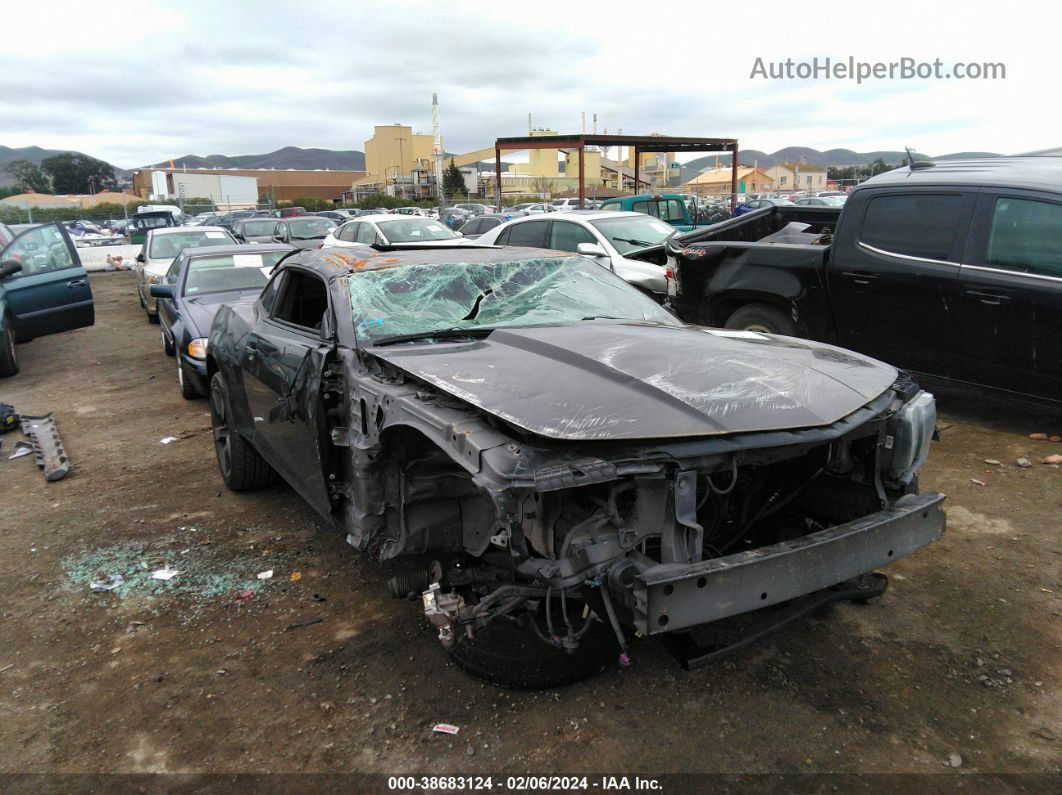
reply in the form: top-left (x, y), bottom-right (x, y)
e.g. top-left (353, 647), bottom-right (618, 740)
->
top-left (19, 413), bottom-right (71, 482)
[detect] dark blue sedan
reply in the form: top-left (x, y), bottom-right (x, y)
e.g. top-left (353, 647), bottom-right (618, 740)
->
top-left (151, 243), bottom-right (294, 398)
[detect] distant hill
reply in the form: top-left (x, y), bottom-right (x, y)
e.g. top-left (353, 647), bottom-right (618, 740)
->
top-left (0, 145), bottom-right (126, 186)
top-left (682, 147), bottom-right (1001, 172)
top-left (146, 146), bottom-right (366, 171)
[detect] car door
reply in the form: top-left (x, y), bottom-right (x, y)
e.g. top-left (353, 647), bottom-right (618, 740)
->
top-left (357, 223), bottom-right (382, 246)
top-left (497, 220), bottom-right (549, 248)
top-left (548, 219), bottom-right (598, 253)
top-left (241, 267), bottom-right (335, 516)
top-left (827, 188), bottom-right (974, 375)
top-left (1, 223), bottom-right (94, 339)
top-left (157, 253), bottom-right (186, 345)
top-left (337, 222), bottom-right (360, 244)
top-left (955, 191), bottom-right (1062, 399)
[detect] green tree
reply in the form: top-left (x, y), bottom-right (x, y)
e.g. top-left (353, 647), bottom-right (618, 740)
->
top-left (442, 158), bottom-right (465, 198)
top-left (2, 159), bottom-right (51, 193)
top-left (40, 153), bottom-right (117, 194)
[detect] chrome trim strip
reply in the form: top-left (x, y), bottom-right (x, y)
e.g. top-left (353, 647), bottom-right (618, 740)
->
top-left (857, 241), bottom-right (960, 267)
top-left (960, 263), bottom-right (1062, 285)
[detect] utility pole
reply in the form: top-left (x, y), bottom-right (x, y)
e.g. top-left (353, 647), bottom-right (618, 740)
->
top-left (433, 93), bottom-right (445, 216)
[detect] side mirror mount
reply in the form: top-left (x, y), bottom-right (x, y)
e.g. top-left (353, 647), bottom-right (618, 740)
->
top-left (272, 234), bottom-right (285, 243)
top-left (453, 231), bottom-right (464, 237)
top-left (0, 259), bottom-right (23, 279)
top-left (136, 252), bottom-right (145, 263)
top-left (577, 242), bottom-right (608, 258)
top-left (149, 284), bottom-right (175, 299)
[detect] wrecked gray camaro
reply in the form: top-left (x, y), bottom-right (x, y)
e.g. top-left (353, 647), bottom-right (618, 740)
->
top-left (207, 244), bottom-right (945, 687)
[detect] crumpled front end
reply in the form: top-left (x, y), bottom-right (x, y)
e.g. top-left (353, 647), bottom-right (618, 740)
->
top-left (330, 347), bottom-right (944, 662)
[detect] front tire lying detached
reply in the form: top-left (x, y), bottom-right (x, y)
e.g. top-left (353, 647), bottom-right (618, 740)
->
top-left (446, 610), bottom-right (619, 690)
top-left (209, 371), bottom-right (276, 490)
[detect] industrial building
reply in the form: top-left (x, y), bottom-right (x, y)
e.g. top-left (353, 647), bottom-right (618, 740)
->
top-left (131, 166), bottom-right (366, 205)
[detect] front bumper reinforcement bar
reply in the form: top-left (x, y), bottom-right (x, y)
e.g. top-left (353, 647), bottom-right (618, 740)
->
top-left (634, 492), bottom-right (945, 635)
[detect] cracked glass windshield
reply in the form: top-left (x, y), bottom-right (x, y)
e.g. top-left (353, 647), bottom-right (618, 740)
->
top-left (349, 256), bottom-right (676, 342)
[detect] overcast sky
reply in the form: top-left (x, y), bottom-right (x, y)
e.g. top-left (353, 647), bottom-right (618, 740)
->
top-left (1, 0), bottom-right (1053, 169)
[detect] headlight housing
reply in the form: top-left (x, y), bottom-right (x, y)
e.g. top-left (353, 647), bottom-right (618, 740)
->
top-left (187, 338), bottom-right (208, 359)
top-left (885, 390), bottom-right (936, 486)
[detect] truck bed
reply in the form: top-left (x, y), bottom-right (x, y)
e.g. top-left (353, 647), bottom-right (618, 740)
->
top-left (673, 205), bottom-right (841, 246)
top-left (664, 206), bottom-right (841, 331)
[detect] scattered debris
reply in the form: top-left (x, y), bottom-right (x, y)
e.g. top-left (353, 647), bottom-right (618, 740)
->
top-left (1033, 727), bottom-right (1056, 741)
top-left (256, 569), bottom-right (273, 580)
top-left (970, 479), bottom-right (987, 487)
top-left (1016, 457), bottom-right (1033, 468)
top-left (0, 663), bottom-right (13, 674)
top-left (290, 571), bottom-right (302, 582)
top-left (150, 568), bottom-right (179, 581)
top-left (0, 402), bottom-right (18, 433)
top-left (433, 723), bottom-right (460, 735)
top-left (983, 459), bottom-right (1001, 466)
top-left (286, 618), bottom-right (323, 631)
top-left (234, 590), bottom-right (254, 601)
top-left (1052, 436), bottom-right (1062, 443)
top-left (1029, 433), bottom-right (1049, 441)
top-left (1044, 454), bottom-right (1062, 465)
top-left (89, 574), bottom-right (124, 592)
top-left (159, 437), bottom-right (178, 445)
top-left (8, 441), bottom-right (32, 460)
top-left (948, 753), bottom-right (962, 768)
top-left (20, 413), bottom-right (71, 481)
top-left (312, 593), bottom-right (327, 603)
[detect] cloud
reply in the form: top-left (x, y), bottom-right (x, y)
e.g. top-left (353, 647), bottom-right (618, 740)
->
top-left (0, 0), bottom-right (1053, 167)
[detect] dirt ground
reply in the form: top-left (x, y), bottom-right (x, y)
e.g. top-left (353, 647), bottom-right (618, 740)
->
top-left (0, 272), bottom-right (1059, 782)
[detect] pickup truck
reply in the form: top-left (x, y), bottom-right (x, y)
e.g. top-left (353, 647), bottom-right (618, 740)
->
top-left (665, 157), bottom-right (1062, 403)
top-left (0, 223), bottom-right (95, 376)
top-left (598, 193), bottom-right (724, 232)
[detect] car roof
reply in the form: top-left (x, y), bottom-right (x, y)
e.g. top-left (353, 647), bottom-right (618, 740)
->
top-left (857, 157), bottom-right (1062, 193)
top-left (183, 243), bottom-right (294, 258)
top-left (346, 214), bottom-right (435, 224)
top-left (152, 225), bottom-right (230, 235)
top-left (294, 244), bottom-right (574, 280)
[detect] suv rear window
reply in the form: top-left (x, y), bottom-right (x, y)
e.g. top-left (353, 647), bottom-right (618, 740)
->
top-left (860, 194), bottom-right (963, 261)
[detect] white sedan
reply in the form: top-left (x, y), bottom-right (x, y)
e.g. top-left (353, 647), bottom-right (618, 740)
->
top-left (135, 226), bottom-right (236, 322)
top-left (475, 210), bottom-right (674, 296)
top-left (322, 214), bottom-right (469, 249)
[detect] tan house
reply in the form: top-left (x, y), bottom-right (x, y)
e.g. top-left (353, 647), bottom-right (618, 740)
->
top-left (682, 167), bottom-right (774, 197)
top-left (765, 162), bottom-right (828, 193)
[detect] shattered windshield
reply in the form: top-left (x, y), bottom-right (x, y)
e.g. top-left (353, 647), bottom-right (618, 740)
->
top-left (348, 256), bottom-right (676, 342)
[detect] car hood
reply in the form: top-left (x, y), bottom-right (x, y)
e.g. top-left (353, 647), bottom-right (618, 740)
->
top-left (370, 323), bottom-right (897, 441)
top-left (181, 291), bottom-right (259, 337)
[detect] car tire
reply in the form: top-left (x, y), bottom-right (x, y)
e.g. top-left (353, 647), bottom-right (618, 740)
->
top-left (209, 371), bottom-right (277, 490)
top-left (725, 303), bottom-right (797, 336)
top-left (0, 315), bottom-right (19, 378)
top-left (446, 611), bottom-right (619, 690)
top-left (178, 360), bottom-right (198, 401)
top-left (162, 329), bottom-right (175, 357)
